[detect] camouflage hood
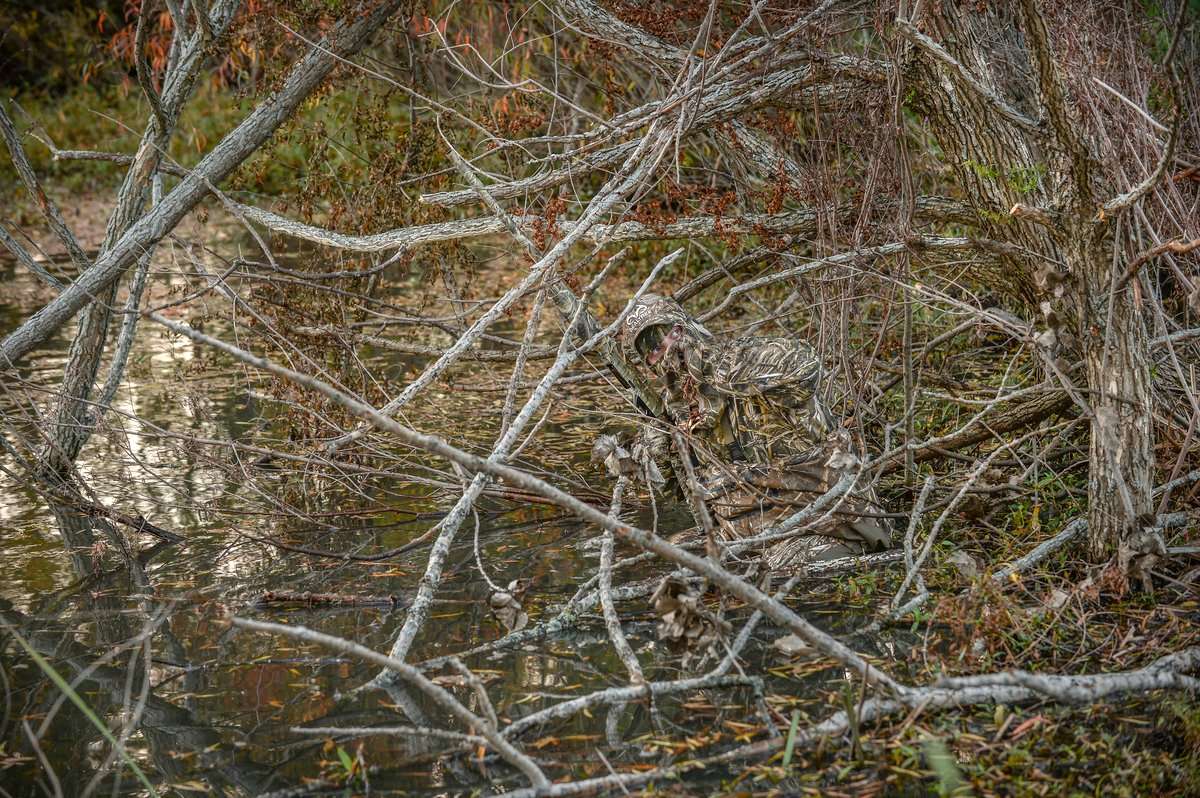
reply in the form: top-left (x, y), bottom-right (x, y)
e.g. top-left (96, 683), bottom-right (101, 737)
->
top-left (618, 294), bottom-right (713, 366)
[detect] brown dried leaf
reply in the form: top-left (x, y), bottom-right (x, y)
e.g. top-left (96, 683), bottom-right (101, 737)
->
top-left (489, 581), bottom-right (530, 632)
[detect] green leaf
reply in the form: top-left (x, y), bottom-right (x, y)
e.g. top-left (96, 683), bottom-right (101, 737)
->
top-left (337, 746), bottom-right (355, 775)
top-left (781, 709), bottom-right (801, 769)
top-left (923, 736), bottom-right (968, 796)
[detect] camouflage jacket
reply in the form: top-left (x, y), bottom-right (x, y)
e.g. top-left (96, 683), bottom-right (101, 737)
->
top-left (619, 294), bottom-right (837, 474)
top-left (618, 294), bottom-right (892, 563)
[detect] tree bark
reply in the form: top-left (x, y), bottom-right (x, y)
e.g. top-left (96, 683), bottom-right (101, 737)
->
top-left (1069, 232), bottom-right (1155, 558)
top-left (904, 1), bottom-right (1156, 563)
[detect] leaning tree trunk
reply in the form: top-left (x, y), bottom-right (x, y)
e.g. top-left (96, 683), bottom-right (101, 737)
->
top-left (36, 1), bottom-right (246, 480)
top-left (903, 0), bottom-right (1155, 562)
top-left (39, 128), bottom-right (166, 479)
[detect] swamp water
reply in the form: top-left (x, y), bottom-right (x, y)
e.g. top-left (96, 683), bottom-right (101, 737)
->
top-left (0, 247), bottom-right (903, 796)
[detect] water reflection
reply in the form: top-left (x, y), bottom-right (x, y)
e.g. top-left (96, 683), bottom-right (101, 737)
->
top-left (0, 250), bottom-right (893, 795)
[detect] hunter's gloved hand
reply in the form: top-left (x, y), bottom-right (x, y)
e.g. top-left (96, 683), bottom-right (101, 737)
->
top-left (590, 429), bottom-right (667, 489)
top-left (631, 425), bottom-right (668, 488)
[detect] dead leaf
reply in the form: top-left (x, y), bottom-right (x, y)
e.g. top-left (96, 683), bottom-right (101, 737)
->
top-left (772, 633), bottom-right (816, 658)
top-left (1044, 588), bottom-right (1070, 610)
top-left (1010, 714), bottom-right (1045, 740)
top-left (489, 579), bottom-right (529, 632)
top-left (947, 550), bottom-right (980, 581)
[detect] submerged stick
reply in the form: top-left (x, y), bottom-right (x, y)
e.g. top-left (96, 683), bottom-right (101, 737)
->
top-left (253, 591), bottom-right (408, 608)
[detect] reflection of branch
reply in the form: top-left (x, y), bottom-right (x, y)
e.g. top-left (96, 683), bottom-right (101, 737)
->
top-left (0, 440), bottom-right (183, 543)
top-left (149, 312), bottom-right (901, 691)
top-left (1, 617), bottom-right (158, 796)
top-left (156, 270), bottom-right (1200, 793)
top-left (232, 617), bottom-right (550, 789)
top-left (509, 573), bottom-right (804, 742)
top-left (0, 602), bottom-right (271, 794)
top-left (372, 241), bottom-right (677, 667)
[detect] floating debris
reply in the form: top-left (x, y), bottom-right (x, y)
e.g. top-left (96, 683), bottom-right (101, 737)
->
top-left (650, 575), bottom-right (729, 667)
top-left (489, 579), bottom-right (530, 632)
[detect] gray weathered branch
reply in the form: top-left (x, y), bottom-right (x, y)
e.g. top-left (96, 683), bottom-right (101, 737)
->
top-left (0, 0), bottom-right (404, 369)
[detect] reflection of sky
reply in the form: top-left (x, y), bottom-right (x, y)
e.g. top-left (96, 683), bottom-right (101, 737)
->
top-left (0, 253), bottom-right (257, 602)
top-left (0, 234), bottom-right (611, 614)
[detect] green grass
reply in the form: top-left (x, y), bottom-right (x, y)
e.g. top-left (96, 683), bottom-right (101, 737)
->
top-left (3, 79), bottom-right (259, 221)
top-left (2, 74), bottom-right (448, 223)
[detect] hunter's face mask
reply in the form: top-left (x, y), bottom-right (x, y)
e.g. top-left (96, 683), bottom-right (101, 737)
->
top-left (635, 323), bottom-right (686, 373)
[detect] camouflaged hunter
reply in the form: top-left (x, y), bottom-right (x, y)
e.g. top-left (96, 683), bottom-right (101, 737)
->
top-left (618, 294), bottom-right (893, 567)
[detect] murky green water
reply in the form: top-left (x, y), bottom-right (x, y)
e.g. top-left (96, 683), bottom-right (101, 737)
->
top-left (0, 246), bottom-right (897, 796)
